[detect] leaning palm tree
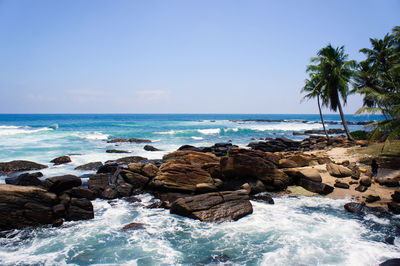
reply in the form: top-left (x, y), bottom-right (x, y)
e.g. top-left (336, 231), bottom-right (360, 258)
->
top-left (307, 44), bottom-right (357, 140)
top-left (301, 73), bottom-right (330, 140)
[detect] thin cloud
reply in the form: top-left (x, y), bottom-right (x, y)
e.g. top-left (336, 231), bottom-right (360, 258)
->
top-left (135, 90), bottom-right (170, 102)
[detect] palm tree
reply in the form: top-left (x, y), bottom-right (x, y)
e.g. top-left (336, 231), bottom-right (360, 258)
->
top-left (301, 73), bottom-right (330, 140)
top-left (307, 44), bottom-right (357, 140)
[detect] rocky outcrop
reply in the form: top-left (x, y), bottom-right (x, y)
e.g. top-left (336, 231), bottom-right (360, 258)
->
top-left (44, 175), bottom-right (82, 194)
top-left (106, 149), bottom-right (130, 153)
top-left (149, 163), bottom-right (215, 192)
top-left (50, 156), bottom-right (71, 165)
top-left (0, 184), bottom-right (57, 229)
top-left (297, 178), bottom-right (334, 195)
top-left (326, 163), bottom-right (353, 177)
top-left (112, 156), bottom-right (147, 165)
top-left (66, 198), bottom-right (94, 221)
top-left (163, 150), bottom-right (220, 168)
top-left (120, 170), bottom-right (149, 190)
top-left (144, 145), bottom-right (160, 151)
top-left (75, 161), bottom-right (103, 171)
top-left (170, 190), bottom-right (253, 222)
top-left (88, 174), bottom-right (109, 196)
top-left (344, 202), bottom-right (390, 217)
top-left (284, 167), bottom-right (322, 182)
top-left (107, 138), bottom-right (151, 143)
top-left (178, 143), bottom-right (238, 157)
top-left (5, 172), bottom-right (44, 187)
top-left (0, 160), bottom-right (48, 175)
top-left (248, 137), bottom-right (301, 152)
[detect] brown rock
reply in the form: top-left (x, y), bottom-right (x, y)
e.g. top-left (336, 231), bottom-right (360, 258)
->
top-left (170, 190), bottom-right (253, 222)
top-left (68, 186), bottom-right (96, 200)
top-left (150, 163), bottom-right (214, 192)
top-left (74, 161), bottom-right (103, 171)
top-left (360, 176), bottom-right (372, 187)
top-left (120, 170), bottom-right (149, 189)
top-left (284, 167), bottom-right (322, 182)
top-left (115, 156), bottom-right (147, 165)
top-left (106, 149), bottom-right (130, 154)
top-left (88, 174), bottom-right (109, 195)
top-left (122, 222), bottom-right (146, 230)
top-left (297, 178), bottom-right (334, 195)
top-left (142, 163), bottom-right (159, 178)
top-left (107, 138), bottom-right (130, 143)
top-left (50, 156), bottom-right (71, 165)
top-left (326, 163), bottom-right (353, 177)
top-left (0, 160), bottom-right (48, 175)
top-left (66, 198), bottom-right (94, 221)
top-left (129, 138), bottom-right (151, 143)
top-left (366, 195), bottom-right (381, 203)
top-left (116, 183), bottom-right (133, 197)
top-left (163, 150), bottom-right (220, 167)
top-left (286, 154), bottom-right (311, 167)
top-left (102, 187), bottom-right (118, 199)
top-left (44, 175), bottom-right (82, 194)
top-left (334, 182), bottom-right (350, 189)
top-left (278, 159), bottom-right (298, 168)
top-left (5, 172), bottom-right (44, 187)
top-left (52, 218), bottom-right (64, 227)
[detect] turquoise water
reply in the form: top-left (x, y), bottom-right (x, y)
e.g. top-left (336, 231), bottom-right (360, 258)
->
top-left (1, 113), bottom-right (399, 265)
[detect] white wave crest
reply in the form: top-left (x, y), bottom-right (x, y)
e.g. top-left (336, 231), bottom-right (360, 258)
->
top-left (0, 125), bottom-right (53, 136)
top-left (238, 122), bottom-right (323, 132)
top-left (155, 130), bottom-right (184, 135)
top-left (73, 132), bottom-right (109, 140)
top-left (197, 128), bottom-right (220, 135)
top-left (191, 136), bottom-right (204, 140)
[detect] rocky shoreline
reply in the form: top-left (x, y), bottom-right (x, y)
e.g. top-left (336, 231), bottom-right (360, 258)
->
top-left (1, 135), bottom-right (399, 233)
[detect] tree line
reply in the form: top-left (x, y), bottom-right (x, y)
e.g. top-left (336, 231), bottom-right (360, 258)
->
top-left (302, 26), bottom-right (400, 145)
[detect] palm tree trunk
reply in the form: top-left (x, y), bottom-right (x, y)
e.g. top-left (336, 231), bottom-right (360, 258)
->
top-left (337, 99), bottom-right (354, 141)
top-left (317, 96), bottom-right (329, 141)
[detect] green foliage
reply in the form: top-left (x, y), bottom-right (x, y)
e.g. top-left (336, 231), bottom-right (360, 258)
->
top-left (350, 130), bottom-right (368, 140)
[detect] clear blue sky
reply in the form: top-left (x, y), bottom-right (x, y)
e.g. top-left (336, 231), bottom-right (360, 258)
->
top-left (0, 0), bottom-right (398, 114)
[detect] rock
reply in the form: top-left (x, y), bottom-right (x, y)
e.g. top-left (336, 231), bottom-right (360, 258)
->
top-left (122, 222), bottom-right (146, 230)
top-left (44, 175), bottom-right (82, 194)
top-left (52, 218), bottom-right (64, 227)
top-left (144, 145), bottom-right (160, 151)
top-left (120, 170), bottom-right (149, 189)
top-left (250, 194), bottom-right (274, 204)
top-left (0, 160), bottom-right (48, 175)
top-left (388, 202), bottom-right (400, 214)
top-left (106, 149), bottom-right (130, 154)
top-left (116, 183), bottom-right (133, 197)
top-left (163, 150), bottom-right (220, 167)
top-left (248, 138), bottom-right (301, 153)
top-left (75, 162), bottom-right (103, 171)
top-left (380, 179), bottom-right (399, 187)
top-left (101, 187), bottom-right (118, 199)
top-left (114, 156), bottom-right (147, 165)
top-left (355, 184), bottom-right (368, 192)
top-left (366, 195), bottom-right (381, 203)
top-left (380, 259), bottom-right (400, 266)
top-left (345, 202), bottom-right (390, 217)
top-left (150, 163), bottom-right (214, 193)
top-left (334, 182), bottom-right (350, 189)
top-left (5, 172), bottom-right (43, 187)
top-left (52, 204), bottom-right (66, 218)
top-left (286, 154), bottom-right (312, 167)
top-left (0, 184), bottom-right (57, 229)
top-left (326, 163), bottom-right (353, 177)
top-left (170, 190), bottom-right (253, 222)
top-left (88, 174), bottom-right (109, 196)
top-left (129, 138), bottom-right (151, 143)
top-left (278, 159), bottom-right (298, 168)
top-left (391, 191), bottom-right (400, 203)
top-left (344, 202), bottom-right (365, 214)
top-left (177, 143), bottom-right (238, 157)
top-left (68, 186), bottom-right (96, 200)
top-left (107, 138), bottom-right (130, 143)
top-left (284, 167), bottom-right (322, 182)
top-left (195, 183), bottom-right (218, 194)
top-left (297, 178), bottom-right (334, 195)
top-left (142, 163), bottom-right (159, 178)
top-left (50, 156), bottom-right (71, 165)
top-left (66, 198), bottom-right (94, 221)
top-left (360, 176), bottom-right (372, 187)
top-left (348, 162), bottom-right (361, 180)
top-left (97, 163), bottom-right (119, 174)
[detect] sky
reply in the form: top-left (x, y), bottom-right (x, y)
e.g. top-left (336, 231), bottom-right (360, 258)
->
top-left (0, 0), bottom-right (399, 114)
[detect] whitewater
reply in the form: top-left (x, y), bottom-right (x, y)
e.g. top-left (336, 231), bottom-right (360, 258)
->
top-left (0, 114), bottom-right (399, 265)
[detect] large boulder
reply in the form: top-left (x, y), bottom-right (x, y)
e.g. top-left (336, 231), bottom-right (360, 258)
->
top-left (149, 163), bottom-right (214, 193)
top-left (163, 150), bottom-right (220, 167)
top-left (44, 175), bottom-right (82, 194)
top-left (278, 159), bottom-right (298, 168)
top-left (120, 170), bottom-right (149, 189)
top-left (50, 156), bottom-right (71, 165)
top-left (88, 174), bottom-right (109, 196)
top-left (286, 154), bottom-right (312, 167)
top-left (144, 145), bottom-right (160, 151)
top-left (284, 167), bottom-right (322, 182)
top-left (66, 198), bottom-right (94, 221)
top-left (0, 184), bottom-right (57, 229)
top-left (297, 178), bottom-right (334, 195)
top-left (0, 160), bottom-right (48, 175)
top-left (170, 190), bottom-right (253, 222)
top-left (326, 163), bottom-right (353, 177)
top-left (5, 172), bottom-right (44, 187)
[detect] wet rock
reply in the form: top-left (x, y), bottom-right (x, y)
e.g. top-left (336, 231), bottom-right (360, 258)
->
top-left (326, 163), bottom-right (352, 177)
top-left (150, 163), bottom-right (214, 193)
top-left (52, 204), bottom-right (66, 218)
top-left (107, 138), bottom-right (130, 143)
top-left (248, 138), bottom-right (301, 153)
top-left (116, 183), bottom-right (133, 197)
top-left (388, 202), bottom-right (400, 214)
top-left (250, 194), bottom-right (274, 204)
top-left (88, 174), bottom-right (109, 196)
top-left (44, 175), bottom-right (82, 194)
top-left (0, 160), bottom-right (48, 175)
top-left (101, 187), bottom-right (118, 199)
top-left (50, 156), bottom-right (71, 165)
top-left (52, 218), bottom-right (64, 227)
top-left (0, 184), bottom-right (57, 229)
top-left (120, 170), bottom-right (149, 189)
top-left (106, 149), bottom-right (130, 154)
top-left (144, 145), bottom-right (160, 151)
top-left (170, 190), bottom-right (253, 222)
top-left (97, 163), bottom-right (119, 174)
top-left (66, 198), bottom-right (94, 221)
top-left (334, 182), bottom-right (350, 189)
top-left (355, 184), bottom-right (368, 192)
top-left (114, 156), bottom-right (147, 165)
top-left (178, 143), bottom-right (238, 157)
top-left (75, 162), bottom-right (103, 171)
top-left (380, 259), bottom-right (400, 266)
top-left (145, 201), bottom-right (165, 209)
top-left (278, 159), bottom-right (298, 168)
top-left (284, 167), bottom-right (322, 182)
top-left (345, 202), bottom-right (390, 217)
top-left (129, 138), bottom-right (151, 143)
top-left (297, 178), bottom-right (334, 195)
top-left (122, 222), bottom-right (146, 230)
top-left (5, 172), bottom-right (43, 187)
top-left (68, 186), bottom-right (96, 200)
top-left (163, 150), bottom-right (220, 168)
top-left (391, 191), bottom-right (400, 203)
top-left (124, 196), bottom-right (142, 204)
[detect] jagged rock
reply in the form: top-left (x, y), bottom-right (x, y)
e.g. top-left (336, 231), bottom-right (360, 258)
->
top-left (122, 222), bottom-right (146, 230)
top-left (66, 198), bottom-right (94, 221)
top-left (344, 202), bottom-right (389, 217)
top-left (144, 145), bottom-right (160, 151)
top-left (106, 149), bottom-right (130, 154)
top-left (248, 138), bottom-right (301, 152)
top-left (163, 150), bottom-right (220, 167)
top-left (44, 175), bottom-right (82, 194)
top-left (114, 156), bottom-right (147, 165)
top-left (0, 160), bottom-right (48, 175)
top-left (68, 186), bottom-right (96, 200)
top-left (284, 167), bottom-right (322, 182)
top-left (97, 163), bottom-right (119, 174)
top-left (170, 190), bottom-right (253, 222)
top-left (366, 195), bottom-right (381, 203)
top-left (5, 172), bottom-right (43, 187)
top-left (297, 178), bottom-right (334, 195)
top-left (0, 184), bottom-right (57, 229)
top-left (150, 163), bottom-right (214, 192)
top-left (88, 174), bottom-right (109, 196)
top-left (75, 162), bottom-right (103, 171)
top-left (326, 163), bottom-right (353, 177)
top-left (120, 170), bottom-right (149, 189)
top-left (142, 163), bottom-right (159, 178)
top-left (50, 156), bottom-right (71, 165)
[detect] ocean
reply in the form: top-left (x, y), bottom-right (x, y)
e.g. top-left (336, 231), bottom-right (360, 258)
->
top-left (0, 113), bottom-right (399, 265)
